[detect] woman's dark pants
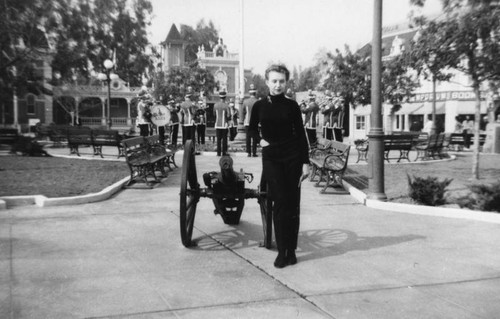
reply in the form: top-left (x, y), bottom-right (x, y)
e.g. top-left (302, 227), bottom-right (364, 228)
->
top-left (263, 155), bottom-right (302, 252)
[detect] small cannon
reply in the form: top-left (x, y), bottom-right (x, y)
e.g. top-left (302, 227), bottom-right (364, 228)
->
top-left (179, 140), bottom-right (272, 248)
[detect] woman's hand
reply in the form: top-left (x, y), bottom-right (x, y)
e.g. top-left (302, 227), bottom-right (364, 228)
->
top-left (260, 139), bottom-right (270, 147)
top-left (298, 164), bottom-right (310, 187)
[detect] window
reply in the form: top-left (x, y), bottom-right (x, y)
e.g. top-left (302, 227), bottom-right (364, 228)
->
top-left (355, 115), bottom-right (366, 130)
top-left (395, 114), bottom-right (406, 131)
top-left (26, 94), bottom-right (36, 114)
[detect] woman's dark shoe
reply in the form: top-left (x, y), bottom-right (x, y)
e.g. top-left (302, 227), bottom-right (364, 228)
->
top-left (287, 250), bottom-right (297, 265)
top-left (274, 252), bottom-right (287, 268)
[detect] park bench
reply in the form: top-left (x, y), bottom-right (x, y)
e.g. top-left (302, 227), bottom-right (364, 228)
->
top-left (383, 134), bottom-right (414, 162)
top-left (0, 128), bottom-right (20, 145)
top-left (121, 136), bottom-right (169, 187)
top-left (414, 133), bottom-right (439, 160)
top-left (448, 133), bottom-right (487, 151)
top-left (354, 139), bottom-right (369, 163)
top-left (67, 126), bottom-right (92, 156)
top-left (91, 129), bottom-right (125, 158)
top-left (48, 125), bottom-right (73, 147)
top-left (145, 134), bottom-right (177, 171)
top-left (449, 133), bottom-right (466, 151)
top-left (309, 138), bottom-right (350, 193)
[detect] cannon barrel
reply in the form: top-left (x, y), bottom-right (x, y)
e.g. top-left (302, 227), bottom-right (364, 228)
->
top-left (218, 155), bottom-right (238, 186)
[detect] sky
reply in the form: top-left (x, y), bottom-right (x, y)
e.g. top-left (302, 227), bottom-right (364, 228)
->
top-left (148, 0), bottom-right (443, 75)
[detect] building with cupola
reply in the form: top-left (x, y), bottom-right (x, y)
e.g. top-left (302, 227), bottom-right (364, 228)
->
top-left (159, 24), bottom-right (251, 127)
top-left (159, 24), bottom-right (250, 102)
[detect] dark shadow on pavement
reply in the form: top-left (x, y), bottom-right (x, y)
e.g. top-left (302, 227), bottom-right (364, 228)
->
top-left (297, 229), bottom-right (425, 262)
top-left (191, 222), bottom-right (426, 262)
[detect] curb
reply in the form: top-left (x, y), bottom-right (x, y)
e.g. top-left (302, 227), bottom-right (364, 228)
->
top-left (343, 180), bottom-right (500, 225)
top-left (0, 176), bottom-right (129, 210)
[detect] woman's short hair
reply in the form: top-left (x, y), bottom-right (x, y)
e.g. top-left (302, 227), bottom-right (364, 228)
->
top-left (265, 64), bottom-right (290, 81)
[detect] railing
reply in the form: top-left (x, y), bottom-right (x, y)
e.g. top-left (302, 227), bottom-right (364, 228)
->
top-left (80, 117), bottom-right (134, 127)
top-left (80, 117), bottom-right (103, 126)
top-left (112, 117), bottom-right (129, 126)
top-left (197, 51), bottom-right (239, 60)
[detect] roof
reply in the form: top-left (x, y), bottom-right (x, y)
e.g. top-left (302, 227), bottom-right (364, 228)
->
top-left (357, 29), bottom-right (418, 58)
top-left (163, 24), bottom-right (185, 44)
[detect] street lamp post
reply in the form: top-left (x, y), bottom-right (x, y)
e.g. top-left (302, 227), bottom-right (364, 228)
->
top-left (367, 0), bottom-right (387, 201)
top-left (98, 59), bottom-right (118, 130)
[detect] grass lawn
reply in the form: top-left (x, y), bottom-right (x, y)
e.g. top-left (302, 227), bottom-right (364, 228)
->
top-left (0, 156), bottom-right (127, 198)
top-left (346, 152), bottom-right (500, 206)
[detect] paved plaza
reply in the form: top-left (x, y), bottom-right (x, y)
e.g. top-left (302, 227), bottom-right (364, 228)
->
top-left (1, 146), bottom-right (500, 318)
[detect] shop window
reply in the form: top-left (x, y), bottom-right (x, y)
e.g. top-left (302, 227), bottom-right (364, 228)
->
top-left (355, 115), bottom-right (366, 130)
top-left (26, 94), bottom-right (36, 114)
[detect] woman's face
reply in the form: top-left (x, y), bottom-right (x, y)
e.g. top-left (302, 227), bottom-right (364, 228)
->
top-left (266, 71), bottom-right (287, 96)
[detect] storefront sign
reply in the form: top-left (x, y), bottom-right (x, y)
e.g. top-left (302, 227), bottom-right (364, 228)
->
top-left (409, 91), bottom-right (486, 103)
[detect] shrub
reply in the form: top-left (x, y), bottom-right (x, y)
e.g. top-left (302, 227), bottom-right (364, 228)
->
top-left (456, 182), bottom-right (500, 212)
top-left (407, 174), bottom-right (453, 206)
top-left (10, 136), bottom-right (50, 157)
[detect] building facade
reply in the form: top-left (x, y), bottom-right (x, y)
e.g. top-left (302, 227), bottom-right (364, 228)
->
top-left (349, 21), bottom-right (500, 142)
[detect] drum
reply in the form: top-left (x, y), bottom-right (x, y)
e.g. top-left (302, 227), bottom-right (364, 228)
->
top-left (150, 104), bottom-right (171, 126)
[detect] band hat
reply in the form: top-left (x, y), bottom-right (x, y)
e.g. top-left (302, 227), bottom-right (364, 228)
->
top-left (249, 84), bottom-right (257, 93)
top-left (219, 90), bottom-right (227, 98)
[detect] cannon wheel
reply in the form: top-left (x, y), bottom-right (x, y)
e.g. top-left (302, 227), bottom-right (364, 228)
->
top-left (180, 140), bottom-right (200, 247)
top-left (259, 177), bottom-right (273, 249)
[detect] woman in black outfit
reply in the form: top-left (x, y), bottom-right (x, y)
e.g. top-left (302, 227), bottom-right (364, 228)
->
top-left (249, 64), bottom-right (310, 268)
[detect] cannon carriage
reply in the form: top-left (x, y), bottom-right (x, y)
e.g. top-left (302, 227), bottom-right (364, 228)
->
top-left (179, 140), bottom-right (273, 248)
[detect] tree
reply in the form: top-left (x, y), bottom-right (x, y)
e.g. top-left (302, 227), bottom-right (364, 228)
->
top-left (0, 0), bottom-right (62, 111)
top-left (408, 17), bottom-right (459, 135)
top-left (152, 61), bottom-right (216, 103)
top-left (382, 52), bottom-right (421, 132)
top-left (180, 19), bottom-right (219, 63)
top-left (297, 66), bottom-right (321, 92)
top-left (317, 47), bottom-right (371, 108)
top-left (413, 0), bottom-right (500, 179)
top-left (49, 0), bottom-right (153, 86)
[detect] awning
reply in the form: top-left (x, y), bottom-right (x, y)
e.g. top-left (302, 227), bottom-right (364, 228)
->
top-left (455, 100), bottom-right (487, 114)
top-left (397, 102), bottom-right (446, 115)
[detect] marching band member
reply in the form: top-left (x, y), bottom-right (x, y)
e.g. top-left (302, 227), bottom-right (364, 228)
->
top-left (195, 99), bottom-right (207, 146)
top-left (213, 90), bottom-right (231, 156)
top-left (166, 97), bottom-right (180, 147)
top-left (301, 91), bottom-right (319, 147)
top-left (179, 92), bottom-right (196, 146)
top-left (243, 84), bottom-right (259, 157)
top-left (332, 95), bottom-right (345, 142)
top-left (229, 98), bottom-right (238, 141)
top-left (320, 92), bottom-right (335, 140)
top-left (136, 87), bottom-right (152, 137)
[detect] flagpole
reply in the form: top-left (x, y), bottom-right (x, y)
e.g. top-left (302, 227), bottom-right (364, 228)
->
top-left (237, 0), bottom-right (246, 138)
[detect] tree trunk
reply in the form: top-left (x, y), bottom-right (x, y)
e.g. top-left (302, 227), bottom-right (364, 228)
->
top-left (472, 86), bottom-right (481, 180)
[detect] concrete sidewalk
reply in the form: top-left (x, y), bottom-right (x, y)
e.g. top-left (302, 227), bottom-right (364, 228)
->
top-left (2, 150), bottom-right (500, 318)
